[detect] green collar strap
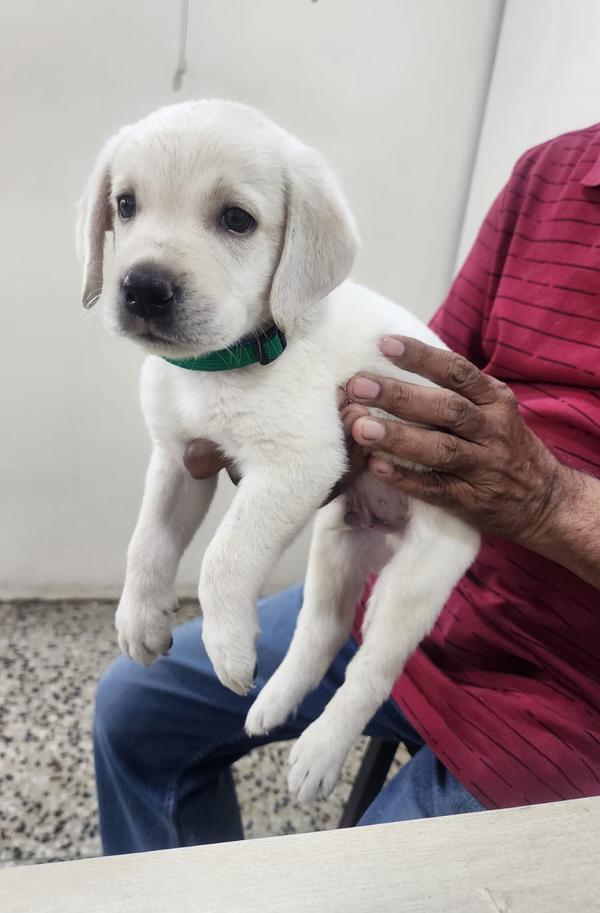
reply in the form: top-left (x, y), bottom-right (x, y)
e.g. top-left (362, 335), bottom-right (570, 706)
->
top-left (163, 323), bottom-right (287, 372)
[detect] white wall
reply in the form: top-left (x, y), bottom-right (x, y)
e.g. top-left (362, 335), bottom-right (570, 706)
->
top-left (459, 0), bottom-right (600, 263)
top-left (0, 0), bottom-right (502, 597)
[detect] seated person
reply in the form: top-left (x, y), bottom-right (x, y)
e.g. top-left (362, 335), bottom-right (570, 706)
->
top-left (94, 122), bottom-right (600, 854)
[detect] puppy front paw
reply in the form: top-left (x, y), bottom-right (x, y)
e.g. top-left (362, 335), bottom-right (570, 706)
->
top-left (201, 610), bottom-right (258, 697)
top-left (115, 593), bottom-right (175, 666)
top-left (199, 552), bottom-right (260, 696)
top-left (288, 719), bottom-right (350, 803)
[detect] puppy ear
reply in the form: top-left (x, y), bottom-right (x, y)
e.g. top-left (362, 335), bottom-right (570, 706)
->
top-left (76, 133), bottom-right (121, 309)
top-left (270, 145), bottom-right (360, 334)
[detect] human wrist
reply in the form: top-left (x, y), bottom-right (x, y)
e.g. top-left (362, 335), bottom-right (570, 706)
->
top-left (518, 460), bottom-right (588, 560)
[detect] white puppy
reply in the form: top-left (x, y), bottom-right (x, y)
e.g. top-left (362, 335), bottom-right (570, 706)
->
top-left (78, 100), bottom-right (479, 803)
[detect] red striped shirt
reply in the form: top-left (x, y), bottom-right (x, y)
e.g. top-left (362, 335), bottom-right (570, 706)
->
top-left (356, 124), bottom-right (600, 809)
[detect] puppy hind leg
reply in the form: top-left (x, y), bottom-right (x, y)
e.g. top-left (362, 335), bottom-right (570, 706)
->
top-left (288, 501), bottom-right (479, 802)
top-left (245, 498), bottom-right (390, 736)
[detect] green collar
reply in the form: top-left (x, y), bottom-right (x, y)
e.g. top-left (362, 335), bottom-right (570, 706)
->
top-left (163, 324), bottom-right (287, 372)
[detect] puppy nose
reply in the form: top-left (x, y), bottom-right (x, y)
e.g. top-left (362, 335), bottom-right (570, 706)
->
top-left (122, 267), bottom-right (175, 319)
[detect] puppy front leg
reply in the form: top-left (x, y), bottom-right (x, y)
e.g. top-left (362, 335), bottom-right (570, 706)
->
top-left (199, 456), bottom-right (342, 696)
top-left (245, 498), bottom-right (391, 736)
top-left (117, 445), bottom-right (217, 665)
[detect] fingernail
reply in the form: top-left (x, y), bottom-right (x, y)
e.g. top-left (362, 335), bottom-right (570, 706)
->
top-left (371, 458), bottom-right (392, 475)
top-left (381, 336), bottom-right (405, 358)
top-left (351, 377), bottom-right (381, 400)
top-left (358, 417), bottom-right (385, 441)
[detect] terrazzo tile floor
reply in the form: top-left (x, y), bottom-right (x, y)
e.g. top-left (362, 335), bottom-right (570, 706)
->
top-left (0, 600), bottom-right (406, 868)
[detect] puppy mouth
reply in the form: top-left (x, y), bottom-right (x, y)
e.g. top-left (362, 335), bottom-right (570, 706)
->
top-left (115, 304), bottom-right (240, 359)
top-left (118, 315), bottom-right (190, 353)
top-left (137, 329), bottom-right (176, 346)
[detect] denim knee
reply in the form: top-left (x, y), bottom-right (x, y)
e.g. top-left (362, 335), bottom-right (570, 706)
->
top-left (93, 655), bottom-right (152, 757)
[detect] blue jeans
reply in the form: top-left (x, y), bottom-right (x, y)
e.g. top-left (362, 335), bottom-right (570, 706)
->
top-left (94, 584), bottom-right (483, 854)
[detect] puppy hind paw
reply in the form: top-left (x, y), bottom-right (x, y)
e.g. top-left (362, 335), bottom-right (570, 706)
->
top-left (287, 724), bottom-right (347, 804)
top-left (244, 670), bottom-right (306, 736)
top-left (245, 695), bottom-right (293, 737)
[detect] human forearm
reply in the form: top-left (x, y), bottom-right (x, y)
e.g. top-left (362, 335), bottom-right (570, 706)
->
top-left (522, 465), bottom-right (600, 589)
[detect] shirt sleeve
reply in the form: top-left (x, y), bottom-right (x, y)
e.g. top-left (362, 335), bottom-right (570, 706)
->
top-left (429, 149), bottom-right (539, 367)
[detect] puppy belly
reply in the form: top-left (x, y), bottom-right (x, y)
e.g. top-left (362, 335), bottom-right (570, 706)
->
top-left (343, 474), bottom-right (409, 533)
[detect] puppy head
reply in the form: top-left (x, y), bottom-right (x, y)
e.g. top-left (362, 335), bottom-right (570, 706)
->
top-left (77, 100), bottom-right (359, 357)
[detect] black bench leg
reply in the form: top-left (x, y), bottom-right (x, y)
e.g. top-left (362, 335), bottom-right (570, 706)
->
top-left (339, 738), bottom-right (400, 828)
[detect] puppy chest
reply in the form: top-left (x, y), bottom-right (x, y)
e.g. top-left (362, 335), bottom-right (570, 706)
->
top-left (176, 383), bottom-right (248, 440)
top-left (171, 379), bottom-right (294, 451)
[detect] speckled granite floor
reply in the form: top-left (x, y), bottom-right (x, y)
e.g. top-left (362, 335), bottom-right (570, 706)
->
top-left (0, 601), bottom-right (405, 868)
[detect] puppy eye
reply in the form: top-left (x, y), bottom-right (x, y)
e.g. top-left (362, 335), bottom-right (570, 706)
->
top-left (221, 207), bottom-right (255, 234)
top-left (117, 194), bottom-right (136, 220)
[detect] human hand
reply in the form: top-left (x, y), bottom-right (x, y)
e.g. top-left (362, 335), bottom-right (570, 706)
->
top-left (345, 335), bottom-right (569, 545)
top-left (183, 439), bottom-right (241, 485)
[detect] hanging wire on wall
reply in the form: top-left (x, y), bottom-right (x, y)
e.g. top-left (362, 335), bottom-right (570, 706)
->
top-left (172, 0), bottom-right (191, 91)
